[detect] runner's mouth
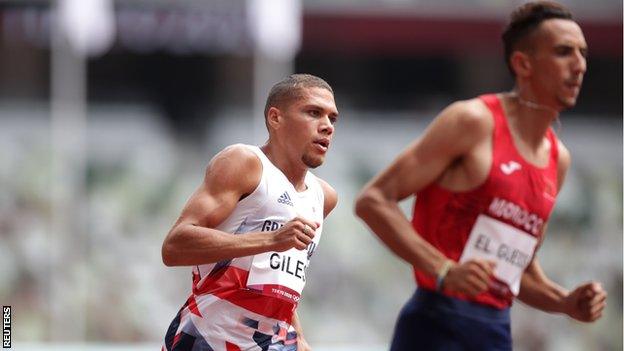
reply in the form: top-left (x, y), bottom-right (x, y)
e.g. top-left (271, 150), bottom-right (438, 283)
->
top-left (313, 139), bottom-right (330, 149)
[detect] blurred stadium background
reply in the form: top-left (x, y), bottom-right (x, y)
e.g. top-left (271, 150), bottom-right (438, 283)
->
top-left (0, 0), bottom-right (621, 350)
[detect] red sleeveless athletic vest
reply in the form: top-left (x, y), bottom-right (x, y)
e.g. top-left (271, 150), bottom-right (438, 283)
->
top-left (412, 94), bottom-right (559, 309)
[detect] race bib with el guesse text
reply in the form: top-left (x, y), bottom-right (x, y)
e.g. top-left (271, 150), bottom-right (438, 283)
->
top-left (459, 214), bottom-right (538, 295)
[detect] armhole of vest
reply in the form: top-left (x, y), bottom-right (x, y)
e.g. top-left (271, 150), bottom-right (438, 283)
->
top-left (479, 94), bottom-right (501, 180)
top-left (236, 145), bottom-right (268, 210)
top-left (477, 94), bottom-right (503, 138)
top-left (548, 128), bottom-right (559, 163)
top-left (309, 173), bottom-right (325, 213)
top-left (547, 129), bottom-right (560, 181)
top-left (316, 177), bottom-right (325, 212)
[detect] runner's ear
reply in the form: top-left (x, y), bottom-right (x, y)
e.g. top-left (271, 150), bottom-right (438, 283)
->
top-left (510, 51), bottom-right (532, 78)
top-left (267, 106), bottom-right (282, 131)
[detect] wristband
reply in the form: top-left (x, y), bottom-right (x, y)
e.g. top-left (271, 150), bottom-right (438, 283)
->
top-left (435, 260), bottom-right (453, 292)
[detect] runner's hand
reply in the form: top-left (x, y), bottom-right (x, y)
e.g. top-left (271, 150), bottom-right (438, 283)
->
top-left (271, 217), bottom-right (318, 252)
top-left (442, 259), bottom-right (496, 296)
top-left (297, 336), bottom-right (312, 351)
top-left (562, 282), bottom-right (607, 322)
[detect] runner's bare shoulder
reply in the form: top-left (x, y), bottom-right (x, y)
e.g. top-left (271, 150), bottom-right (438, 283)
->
top-left (204, 144), bottom-right (263, 197)
top-left (432, 98), bottom-right (494, 147)
top-left (448, 98), bottom-right (493, 135)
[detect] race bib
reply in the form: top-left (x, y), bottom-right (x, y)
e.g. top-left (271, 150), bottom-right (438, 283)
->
top-left (246, 247), bottom-right (312, 303)
top-left (247, 213), bottom-right (322, 304)
top-left (459, 215), bottom-right (538, 295)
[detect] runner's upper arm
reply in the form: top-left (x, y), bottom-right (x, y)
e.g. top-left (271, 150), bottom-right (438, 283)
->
top-left (170, 145), bottom-right (262, 231)
top-left (364, 100), bottom-right (492, 201)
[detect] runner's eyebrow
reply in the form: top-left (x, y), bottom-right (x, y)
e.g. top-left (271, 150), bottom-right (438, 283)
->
top-left (302, 103), bottom-right (339, 117)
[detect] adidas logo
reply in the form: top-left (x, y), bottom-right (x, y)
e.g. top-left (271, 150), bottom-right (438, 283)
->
top-left (277, 191), bottom-right (294, 207)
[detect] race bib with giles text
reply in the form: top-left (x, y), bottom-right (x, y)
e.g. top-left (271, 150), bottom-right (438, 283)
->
top-left (247, 210), bottom-right (322, 304)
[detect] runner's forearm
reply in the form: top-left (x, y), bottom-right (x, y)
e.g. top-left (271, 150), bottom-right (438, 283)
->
top-left (292, 310), bottom-right (305, 338)
top-left (355, 188), bottom-right (448, 276)
top-left (162, 224), bottom-right (274, 266)
top-left (517, 260), bottom-right (568, 313)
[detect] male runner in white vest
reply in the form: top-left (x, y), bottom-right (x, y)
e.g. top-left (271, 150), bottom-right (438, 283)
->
top-left (161, 74), bottom-right (338, 351)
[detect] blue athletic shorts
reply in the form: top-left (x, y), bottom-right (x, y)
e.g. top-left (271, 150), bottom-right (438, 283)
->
top-left (390, 289), bottom-right (512, 351)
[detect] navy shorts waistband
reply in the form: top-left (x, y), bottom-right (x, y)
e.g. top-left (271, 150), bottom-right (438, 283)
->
top-left (413, 288), bottom-right (510, 324)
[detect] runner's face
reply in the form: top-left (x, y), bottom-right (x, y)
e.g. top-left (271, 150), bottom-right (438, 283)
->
top-left (528, 19), bottom-right (587, 110)
top-left (281, 87), bottom-right (338, 168)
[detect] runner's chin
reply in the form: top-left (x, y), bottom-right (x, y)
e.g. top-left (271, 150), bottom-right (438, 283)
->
top-left (558, 91), bottom-right (579, 110)
top-left (302, 154), bottom-right (323, 168)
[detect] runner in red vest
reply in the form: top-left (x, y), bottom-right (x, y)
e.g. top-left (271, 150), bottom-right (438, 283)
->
top-left (355, 2), bottom-right (606, 350)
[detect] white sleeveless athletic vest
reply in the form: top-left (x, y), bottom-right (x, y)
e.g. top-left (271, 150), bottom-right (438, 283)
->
top-left (196, 144), bottom-right (325, 305)
top-left (163, 144), bottom-right (325, 351)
